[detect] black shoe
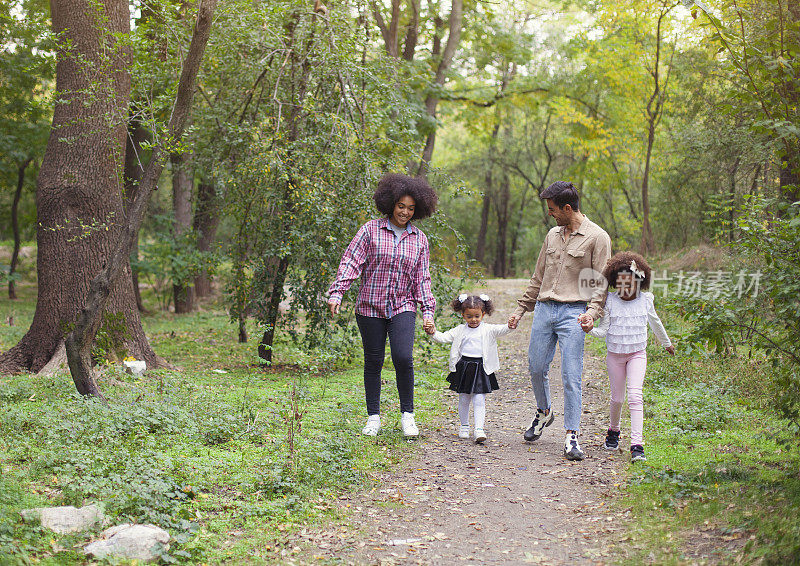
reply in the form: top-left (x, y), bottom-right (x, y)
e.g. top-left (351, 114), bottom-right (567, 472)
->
top-left (604, 428), bottom-right (620, 450)
top-left (630, 444), bottom-right (646, 462)
top-left (523, 408), bottom-right (554, 442)
top-left (564, 432), bottom-right (585, 461)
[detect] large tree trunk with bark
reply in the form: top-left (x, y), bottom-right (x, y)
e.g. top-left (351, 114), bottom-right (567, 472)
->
top-left (171, 151), bottom-right (195, 313)
top-left (64, 0), bottom-right (217, 396)
top-left (0, 0), bottom-right (158, 375)
top-left (193, 181), bottom-right (221, 297)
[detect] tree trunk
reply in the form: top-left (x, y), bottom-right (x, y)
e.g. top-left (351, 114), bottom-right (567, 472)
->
top-left (8, 158), bottom-right (31, 300)
top-left (475, 184), bottom-right (491, 265)
top-left (258, 256), bottom-right (289, 365)
top-left (63, 0), bottom-right (217, 395)
top-left (193, 181), bottom-right (220, 297)
top-left (641, 121), bottom-right (656, 254)
top-left (417, 0), bottom-right (463, 176)
top-left (493, 174), bottom-right (510, 278)
top-left (124, 117), bottom-right (150, 313)
top-left (0, 0), bottom-right (156, 375)
top-left (171, 151), bottom-right (195, 313)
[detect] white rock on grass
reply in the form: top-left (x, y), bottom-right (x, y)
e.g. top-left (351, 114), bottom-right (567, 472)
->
top-left (122, 359), bottom-right (147, 376)
top-left (20, 504), bottom-right (105, 534)
top-left (84, 524), bottom-right (170, 562)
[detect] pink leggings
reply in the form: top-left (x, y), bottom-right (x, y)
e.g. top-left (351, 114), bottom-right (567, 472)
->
top-left (606, 350), bottom-right (647, 446)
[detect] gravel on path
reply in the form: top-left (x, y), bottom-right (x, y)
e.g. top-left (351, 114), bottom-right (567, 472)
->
top-left (290, 280), bottom-right (629, 565)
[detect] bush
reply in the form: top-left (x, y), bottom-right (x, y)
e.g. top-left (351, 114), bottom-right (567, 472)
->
top-left (678, 196), bottom-right (800, 434)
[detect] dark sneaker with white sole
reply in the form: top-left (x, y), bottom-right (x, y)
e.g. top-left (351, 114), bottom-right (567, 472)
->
top-left (630, 444), bottom-right (646, 462)
top-left (523, 408), bottom-right (554, 442)
top-left (564, 432), bottom-right (585, 461)
top-left (604, 428), bottom-right (620, 450)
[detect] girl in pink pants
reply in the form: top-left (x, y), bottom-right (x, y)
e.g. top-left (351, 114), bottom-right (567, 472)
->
top-left (588, 252), bottom-right (675, 462)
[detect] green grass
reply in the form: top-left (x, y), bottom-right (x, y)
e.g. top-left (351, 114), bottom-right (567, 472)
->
top-left (599, 307), bottom-right (800, 565)
top-left (0, 284), bottom-right (449, 564)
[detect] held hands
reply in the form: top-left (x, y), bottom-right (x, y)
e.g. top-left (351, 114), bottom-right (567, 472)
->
top-left (423, 318), bottom-right (436, 335)
top-left (665, 345), bottom-right (676, 356)
top-left (577, 313), bottom-right (594, 332)
top-left (507, 314), bottom-right (521, 329)
top-left (328, 301), bottom-right (340, 316)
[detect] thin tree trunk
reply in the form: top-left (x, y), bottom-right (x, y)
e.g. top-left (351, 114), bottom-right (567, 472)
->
top-left (475, 185), bottom-right (492, 265)
top-left (257, 256), bottom-right (289, 365)
top-left (8, 159), bottom-right (31, 300)
top-left (493, 174), bottom-right (510, 278)
top-left (171, 151), bottom-right (195, 313)
top-left (63, 0), bottom-right (217, 396)
top-left (641, 121), bottom-right (656, 254)
top-left (193, 181), bottom-right (220, 297)
top-left (417, 0), bottom-right (464, 176)
top-left (124, 118), bottom-right (150, 313)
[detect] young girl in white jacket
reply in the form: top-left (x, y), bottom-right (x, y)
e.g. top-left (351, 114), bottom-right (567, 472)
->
top-left (426, 293), bottom-right (514, 443)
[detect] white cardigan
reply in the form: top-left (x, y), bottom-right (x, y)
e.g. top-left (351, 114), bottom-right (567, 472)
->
top-left (590, 291), bottom-right (671, 354)
top-left (430, 322), bottom-right (514, 374)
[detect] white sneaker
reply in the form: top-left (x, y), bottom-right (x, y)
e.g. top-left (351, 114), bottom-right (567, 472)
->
top-left (362, 415), bottom-right (381, 436)
top-left (474, 429), bottom-right (487, 443)
top-left (458, 425), bottom-right (470, 439)
top-left (401, 412), bottom-right (419, 437)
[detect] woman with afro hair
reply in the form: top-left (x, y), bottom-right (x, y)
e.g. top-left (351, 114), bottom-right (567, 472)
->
top-left (327, 173), bottom-right (439, 438)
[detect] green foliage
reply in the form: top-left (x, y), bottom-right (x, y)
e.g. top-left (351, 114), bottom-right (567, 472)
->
top-left (135, 214), bottom-right (218, 311)
top-left (616, 341), bottom-right (800, 565)
top-left (0, 0), bottom-right (53, 242)
top-left (678, 196), bottom-right (800, 433)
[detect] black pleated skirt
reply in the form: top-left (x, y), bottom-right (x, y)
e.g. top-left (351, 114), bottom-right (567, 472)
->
top-left (447, 356), bottom-right (499, 394)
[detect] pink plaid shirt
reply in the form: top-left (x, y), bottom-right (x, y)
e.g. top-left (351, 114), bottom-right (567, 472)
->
top-left (328, 218), bottom-right (436, 319)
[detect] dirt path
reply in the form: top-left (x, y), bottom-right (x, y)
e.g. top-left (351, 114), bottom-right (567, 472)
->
top-left (292, 280), bottom-right (627, 565)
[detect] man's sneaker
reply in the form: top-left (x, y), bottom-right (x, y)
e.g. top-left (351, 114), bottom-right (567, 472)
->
top-left (458, 424), bottom-right (470, 439)
top-left (604, 428), bottom-right (620, 450)
top-left (630, 444), bottom-right (647, 462)
top-left (474, 429), bottom-right (487, 444)
top-left (401, 412), bottom-right (419, 437)
top-left (362, 415), bottom-right (381, 436)
top-left (524, 408), bottom-right (554, 441)
top-left (564, 432), bottom-right (585, 461)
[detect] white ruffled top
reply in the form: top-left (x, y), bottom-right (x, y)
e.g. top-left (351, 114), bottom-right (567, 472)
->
top-left (590, 291), bottom-right (671, 354)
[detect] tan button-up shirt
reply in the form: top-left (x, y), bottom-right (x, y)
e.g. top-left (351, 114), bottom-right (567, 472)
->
top-left (512, 215), bottom-right (611, 320)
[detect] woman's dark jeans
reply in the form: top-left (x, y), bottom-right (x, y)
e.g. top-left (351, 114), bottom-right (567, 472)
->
top-left (355, 311), bottom-right (416, 415)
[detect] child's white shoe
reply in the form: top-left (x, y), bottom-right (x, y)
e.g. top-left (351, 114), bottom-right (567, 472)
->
top-left (458, 424), bottom-right (470, 438)
top-left (362, 415), bottom-right (381, 436)
top-left (401, 412), bottom-right (419, 437)
top-left (474, 429), bottom-right (487, 444)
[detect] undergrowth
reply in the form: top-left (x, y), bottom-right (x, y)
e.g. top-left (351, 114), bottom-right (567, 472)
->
top-left (0, 285), bottom-right (448, 564)
top-left (602, 306), bottom-right (800, 565)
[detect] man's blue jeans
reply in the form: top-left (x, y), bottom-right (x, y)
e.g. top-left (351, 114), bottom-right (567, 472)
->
top-left (528, 301), bottom-right (587, 432)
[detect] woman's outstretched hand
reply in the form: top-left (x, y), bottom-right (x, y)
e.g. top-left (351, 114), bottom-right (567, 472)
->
top-left (665, 345), bottom-right (675, 355)
top-left (507, 314), bottom-right (521, 329)
top-left (328, 301), bottom-right (340, 316)
top-left (423, 318), bottom-right (435, 335)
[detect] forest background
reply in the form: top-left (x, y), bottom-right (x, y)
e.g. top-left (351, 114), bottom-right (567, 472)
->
top-left (1, 0), bottom-right (800, 563)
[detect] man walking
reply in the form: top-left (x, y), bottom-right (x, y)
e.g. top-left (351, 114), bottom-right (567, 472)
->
top-left (508, 181), bottom-right (611, 461)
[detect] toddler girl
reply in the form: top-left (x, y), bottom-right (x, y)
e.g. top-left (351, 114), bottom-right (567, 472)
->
top-left (426, 293), bottom-right (514, 443)
top-left (587, 252), bottom-right (675, 462)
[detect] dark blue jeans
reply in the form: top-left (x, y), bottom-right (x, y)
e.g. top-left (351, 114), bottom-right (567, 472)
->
top-left (356, 311), bottom-right (416, 415)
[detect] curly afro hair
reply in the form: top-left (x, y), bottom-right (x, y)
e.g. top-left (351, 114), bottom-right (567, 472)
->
top-left (373, 173), bottom-right (438, 221)
top-left (450, 294), bottom-right (495, 316)
top-left (603, 251), bottom-right (652, 291)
